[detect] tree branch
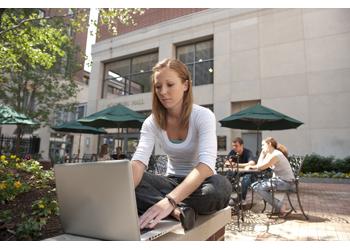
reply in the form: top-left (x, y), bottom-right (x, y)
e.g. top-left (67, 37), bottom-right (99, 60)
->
top-left (0, 13), bottom-right (75, 36)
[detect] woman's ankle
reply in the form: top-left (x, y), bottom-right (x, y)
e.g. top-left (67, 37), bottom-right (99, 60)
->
top-left (279, 203), bottom-right (288, 213)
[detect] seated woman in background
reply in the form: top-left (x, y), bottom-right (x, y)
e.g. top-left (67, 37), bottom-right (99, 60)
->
top-left (98, 143), bottom-right (111, 161)
top-left (248, 137), bottom-right (294, 217)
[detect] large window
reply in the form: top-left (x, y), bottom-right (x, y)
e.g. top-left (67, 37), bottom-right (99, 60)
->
top-left (103, 52), bottom-right (159, 98)
top-left (53, 103), bottom-right (87, 125)
top-left (176, 39), bottom-right (214, 86)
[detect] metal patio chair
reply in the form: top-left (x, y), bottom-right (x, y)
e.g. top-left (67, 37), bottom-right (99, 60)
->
top-left (260, 155), bottom-right (309, 220)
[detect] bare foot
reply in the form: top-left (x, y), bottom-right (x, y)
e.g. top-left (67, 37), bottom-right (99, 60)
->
top-left (279, 203), bottom-right (288, 213)
top-left (278, 204), bottom-right (291, 218)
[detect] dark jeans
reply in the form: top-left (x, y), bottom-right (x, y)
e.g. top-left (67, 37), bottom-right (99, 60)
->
top-left (252, 177), bottom-right (293, 212)
top-left (241, 174), bottom-right (258, 200)
top-left (135, 171), bottom-right (232, 215)
top-left (226, 170), bottom-right (272, 200)
top-left (225, 171), bottom-right (257, 200)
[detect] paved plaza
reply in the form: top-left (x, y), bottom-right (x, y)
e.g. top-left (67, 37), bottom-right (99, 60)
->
top-left (225, 181), bottom-right (350, 241)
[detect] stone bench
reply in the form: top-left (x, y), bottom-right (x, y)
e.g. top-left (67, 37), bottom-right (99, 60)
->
top-left (45, 206), bottom-right (231, 241)
top-left (155, 206), bottom-right (231, 241)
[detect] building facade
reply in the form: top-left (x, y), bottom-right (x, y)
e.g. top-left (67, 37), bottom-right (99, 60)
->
top-left (85, 8), bottom-right (350, 159)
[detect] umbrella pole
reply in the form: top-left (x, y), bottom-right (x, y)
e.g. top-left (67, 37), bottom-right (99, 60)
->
top-left (78, 134), bottom-right (81, 159)
top-left (117, 127), bottom-right (121, 149)
top-left (256, 128), bottom-right (260, 158)
top-left (118, 128), bottom-right (120, 148)
top-left (256, 130), bottom-right (258, 157)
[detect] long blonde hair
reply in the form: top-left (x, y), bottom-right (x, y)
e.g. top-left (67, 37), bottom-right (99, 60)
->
top-left (151, 58), bottom-right (193, 130)
top-left (264, 137), bottom-right (289, 158)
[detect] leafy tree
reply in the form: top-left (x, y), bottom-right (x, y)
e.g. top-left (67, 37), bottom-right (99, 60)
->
top-left (0, 8), bottom-right (144, 154)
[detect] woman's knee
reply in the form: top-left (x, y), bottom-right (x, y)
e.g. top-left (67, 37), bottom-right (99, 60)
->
top-left (254, 180), bottom-right (271, 191)
top-left (182, 175), bottom-right (231, 214)
top-left (202, 175), bottom-right (232, 199)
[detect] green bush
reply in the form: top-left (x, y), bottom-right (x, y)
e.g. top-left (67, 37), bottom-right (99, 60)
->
top-left (16, 216), bottom-right (47, 240)
top-left (0, 154), bottom-right (59, 240)
top-left (344, 156), bottom-right (350, 170)
top-left (302, 154), bottom-right (350, 173)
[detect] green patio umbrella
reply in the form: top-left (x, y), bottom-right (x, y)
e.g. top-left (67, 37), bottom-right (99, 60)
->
top-left (78, 103), bottom-right (146, 150)
top-left (52, 120), bottom-right (107, 134)
top-left (219, 104), bottom-right (303, 155)
top-left (0, 104), bottom-right (38, 125)
top-left (78, 103), bottom-right (146, 129)
top-left (52, 120), bottom-right (107, 158)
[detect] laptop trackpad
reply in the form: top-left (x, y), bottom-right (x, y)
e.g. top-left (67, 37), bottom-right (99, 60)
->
top-left (140, 220), bottom-right (181, 241)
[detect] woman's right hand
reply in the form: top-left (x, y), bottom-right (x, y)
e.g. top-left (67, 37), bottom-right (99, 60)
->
top-left (139, 197), bottom-right (175, 229)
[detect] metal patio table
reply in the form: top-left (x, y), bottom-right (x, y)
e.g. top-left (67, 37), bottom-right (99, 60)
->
top-left (224, 155), bottom-right (261, 231)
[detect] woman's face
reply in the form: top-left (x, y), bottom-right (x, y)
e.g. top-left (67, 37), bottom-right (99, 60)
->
top-left (261, 140), bottom-right (269, 153)
top-left (154, 67), bottom-right (188, 111)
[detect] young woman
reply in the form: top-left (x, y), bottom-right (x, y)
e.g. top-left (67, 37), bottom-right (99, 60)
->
top-left (131, 58), bottom-right (232, 231)
top-left (98, 143), bottom-right (110, 161)
top-left (248, 137), bottom-right (294, 216)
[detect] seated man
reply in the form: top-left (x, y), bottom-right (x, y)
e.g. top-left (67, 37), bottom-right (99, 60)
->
top-left (111, 146), bottom-right (127, 160)
top-left (225, 137), bottom-right (256, 207)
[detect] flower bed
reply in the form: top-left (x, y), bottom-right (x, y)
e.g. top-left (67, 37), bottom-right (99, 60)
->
top-left (0, 154), bottom-right (63, 240)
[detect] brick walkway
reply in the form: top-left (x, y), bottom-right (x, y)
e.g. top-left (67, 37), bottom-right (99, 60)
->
top-left (225, 181), bottom-right (350, 240)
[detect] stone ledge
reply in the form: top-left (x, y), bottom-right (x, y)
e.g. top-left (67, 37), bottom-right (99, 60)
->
top-left (44, 206), bottom-right (232, 241)
top-left (155, 206), bottom-right (231, 241)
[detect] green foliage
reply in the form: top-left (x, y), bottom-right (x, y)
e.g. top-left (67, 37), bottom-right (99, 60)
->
top-left (15, 195), bottom-right (59, 240)
top-left (0, 154), bottom-right (59, 240)
top-left (0, 9), bottom-right (80, 127)
top-left (16, 158), bottom-right (54, 189)
top-left (98, 8), bottom-right (145, 36)
top-left (0, 155), bottom-right (31, 204)
top-left (0, 8), bottom-right (145, 129)
top-left (16, 216), bottom-right (47, 240)
top-left (32, 197), bottom-right (59, 217)
top-left (0, 9), bottom-right (68, 71)
top-left (302, 154), bottom-right (333, 172)
top-left (0, 155), bottom-right (56, 204)
top-left (0, 209), bottom-right (12, 224)
top-left (302, 154), bottom-right (350, 174)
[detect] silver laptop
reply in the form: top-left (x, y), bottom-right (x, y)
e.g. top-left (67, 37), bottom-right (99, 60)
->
top-left (54, 160), bottom-right (180, 241)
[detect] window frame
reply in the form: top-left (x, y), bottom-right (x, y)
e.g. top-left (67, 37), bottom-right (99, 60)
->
top-left (102, 51), bottom-right (159, 98)
top-left (176, 38), bottom-right (214, 86)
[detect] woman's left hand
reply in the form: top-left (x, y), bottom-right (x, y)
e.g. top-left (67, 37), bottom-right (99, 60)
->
top-left (139, 198), bottom-right (175, 229)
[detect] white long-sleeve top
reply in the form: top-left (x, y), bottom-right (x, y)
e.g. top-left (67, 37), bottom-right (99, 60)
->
top-left (132, 104), bottom-right (217, 177)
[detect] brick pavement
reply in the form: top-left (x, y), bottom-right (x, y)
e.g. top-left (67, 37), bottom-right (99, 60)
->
top-left (225, 181), bottom-right (350, 241)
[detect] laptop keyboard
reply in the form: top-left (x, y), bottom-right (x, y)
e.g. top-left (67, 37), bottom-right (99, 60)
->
top-left (140, 227), bottom-right (153, 235)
